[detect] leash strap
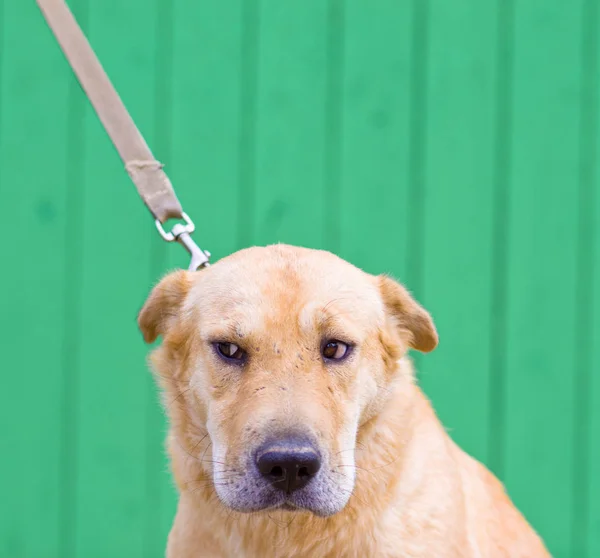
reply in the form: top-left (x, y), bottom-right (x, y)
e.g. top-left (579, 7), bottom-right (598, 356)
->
top-left (36, 0), bottom-right (210, 270)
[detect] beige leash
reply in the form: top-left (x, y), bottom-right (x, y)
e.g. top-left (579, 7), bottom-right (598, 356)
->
top-left (36, 0), bottom-right (210, 270)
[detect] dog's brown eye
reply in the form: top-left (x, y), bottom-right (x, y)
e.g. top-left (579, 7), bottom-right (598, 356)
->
top-left (216, 342), bottom-right (246, 362)
top-left (322, 340), bottom-right (350, 361)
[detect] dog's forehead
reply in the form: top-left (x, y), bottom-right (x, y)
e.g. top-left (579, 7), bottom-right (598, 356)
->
top-left (188, 245), bottom-right (384, 331)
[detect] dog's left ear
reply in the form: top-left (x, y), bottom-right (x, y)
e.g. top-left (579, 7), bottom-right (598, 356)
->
top-left (138, 270), bottom-right (193, 344)
top-left (377, 275), bottom-right (438, 353)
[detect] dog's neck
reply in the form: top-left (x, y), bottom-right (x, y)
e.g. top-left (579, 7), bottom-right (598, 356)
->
top-left (166, 358), bottom-right (463, 557)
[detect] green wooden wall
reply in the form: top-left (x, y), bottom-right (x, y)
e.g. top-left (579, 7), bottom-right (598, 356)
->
top-left (0, 0), bottom-right (598, 556)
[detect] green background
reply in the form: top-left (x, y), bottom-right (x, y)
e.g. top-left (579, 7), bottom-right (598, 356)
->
top-left (1, 0), bottom-right (599, 556)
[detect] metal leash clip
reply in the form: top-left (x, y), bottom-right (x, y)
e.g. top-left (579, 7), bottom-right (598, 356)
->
top-left (155, 213), bottom-right (211, 271)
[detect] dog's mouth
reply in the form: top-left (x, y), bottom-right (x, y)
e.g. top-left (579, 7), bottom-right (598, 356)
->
top-left (214, 471), bottom-right (353, 518)
top-left (211, 438), bottom-right (357, 517)
top-left (222, 486), bottom-right (320, 515)
top-left (252, 501), bottom-right (300, 513)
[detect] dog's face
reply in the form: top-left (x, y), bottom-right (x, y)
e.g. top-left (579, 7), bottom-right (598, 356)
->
top-left (139, 245), bottom-right (437, 517)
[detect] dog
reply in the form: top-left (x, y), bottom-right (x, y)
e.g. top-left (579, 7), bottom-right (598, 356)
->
top-left (138, 244), bottom-right (549, 557)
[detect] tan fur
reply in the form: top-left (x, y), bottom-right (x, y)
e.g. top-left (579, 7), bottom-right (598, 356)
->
top-left (139, 245), bottom-right (549, 558)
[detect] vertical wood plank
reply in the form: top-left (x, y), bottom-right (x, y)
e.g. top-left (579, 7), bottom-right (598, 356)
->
top-left (60, 1), bottom-right (88, 554)
top-left (144, 0), bottom-right (175, 552)
top-left (588, 144), bottom-right (600, 556)
top-left (339, 0), bottom-right (413, 277)
top-left (0, 0), bottom-right (3, 190)
top-left (504, 1), bottom-right (583, 554)
top-left (0, 2), bottom-right (70, 556)
top-left (71, 0), bottom-right (156, 555)
top-left (406, 0), bottom-right (429, 295)
top-left (574, 1), bottom-right (598, 555)
top-left (153, 0), bottom-right (248, 549)
top-left (487, 0), bottom-right (515, 481)
top-left (252, 0), bottom-right (329, 249)
top-left (237, 0), bottom-right (260, 250)
top-left (169, 0), bottom-right (246, 267)
top-left (152, 0), bottom-right (248, 549)
top-left (419, 0), bottom-right (497, 463)
top-left (323, 0), bottom-right (344, 252)
top-left (585, 1), bottom-right (600, 551)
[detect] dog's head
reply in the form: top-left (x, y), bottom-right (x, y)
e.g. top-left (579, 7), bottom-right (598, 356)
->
top-left (139, 245), bottom-right (437, 517)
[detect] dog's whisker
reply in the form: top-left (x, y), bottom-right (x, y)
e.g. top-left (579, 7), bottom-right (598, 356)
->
top-left (183, 432), bottom-right (210, 459)
top-left (200, 440), bottom-right (213, 463)
top-left (190, 462), bottom-right (230, 470)
top-left (334, 463), bottom-right (370, 471)
top-left (189, 483), bottom-right (235, 497)
top-left (224, 505), bottom-right (240, 533)
top-left (183, 473), bottom-right (239, 483)
top-left (175, 439), bottom-right (227, 467)
top-left (361, 454), bottom-right (401, 472)
top-left (335, 453), bottom-right (400, 474)
top-left (168, 387), bottom-right (192, 406)
top-left (266, 513), bottom-right (287, 530)
top-left (335, 446), bottom-right (364, 456)
top-left (328, 482), bottom-right (369, 508)
top-left (183, 474), bottom-right (241, 486)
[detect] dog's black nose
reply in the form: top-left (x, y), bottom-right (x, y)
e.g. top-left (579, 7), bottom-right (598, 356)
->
top-left (256, 439), bottom-right (321, 494)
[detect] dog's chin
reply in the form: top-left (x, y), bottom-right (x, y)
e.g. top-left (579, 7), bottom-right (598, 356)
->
top-left (225, 500), bottom-right (341, 518)
top-left (215, 485), bottom-right (348, 518)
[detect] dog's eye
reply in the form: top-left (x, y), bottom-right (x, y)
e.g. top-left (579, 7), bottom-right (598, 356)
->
top-left (215, 342), bottom-right (246, 362)
top-left (322, 340), bottom-right (350, 361)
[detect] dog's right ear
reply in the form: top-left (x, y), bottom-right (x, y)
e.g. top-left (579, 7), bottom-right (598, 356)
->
top-left (377, 274), bottom-right (438, 353)
top-left (138, 270), bottom-right (193, 344)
